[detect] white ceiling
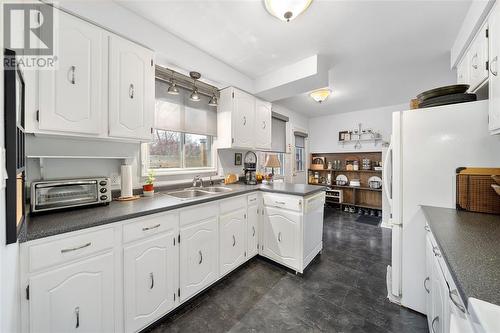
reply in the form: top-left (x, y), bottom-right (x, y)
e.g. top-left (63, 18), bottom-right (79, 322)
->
top-left (116, 0), bottom-right (471, 116)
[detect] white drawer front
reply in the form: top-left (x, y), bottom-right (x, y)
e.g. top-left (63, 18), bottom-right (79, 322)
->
top-left (180, 203), bottom-right (218, 227)
top-left (247, 193), bottom-right (259, 205)
top-left (29, 227), bottom-right (114, 272)
top-left (123, 212), bottom-right (179, 244)
top-left (263, 193), bottom-right (302, 212)
top-left (219, 196), bottom-right (247, 215)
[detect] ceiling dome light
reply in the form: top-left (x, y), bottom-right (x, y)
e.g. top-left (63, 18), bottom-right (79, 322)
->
top-left (264, 0), bottom-right (312, 22)
top-left (310, 89), bottom-right (331, 103)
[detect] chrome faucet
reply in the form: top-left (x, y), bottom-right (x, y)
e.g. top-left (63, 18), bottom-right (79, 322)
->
top-left (192, 175), bottom-right (204, 188)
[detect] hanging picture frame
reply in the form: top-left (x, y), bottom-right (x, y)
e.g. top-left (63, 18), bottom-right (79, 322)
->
top-left (235, 153), bottom-right (242, 166)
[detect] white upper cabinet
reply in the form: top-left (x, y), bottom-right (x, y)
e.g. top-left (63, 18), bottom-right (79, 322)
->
top-left (38, 11), bottom-right (103, 135)
top-left (219, 208), bottom-right (246, 276)
top-left (254, 99), bottom-right (272, 150)
top-left (123, 223), bottom-right (178, 333)
top-left (489, 4), bottom-right (500, 134)
top-left (216, 87), bottom-right (272, 150)
top-left (468, 23), bottom-right (489, 91)
top-left (29, 252), bottom-right (114, 333)
top-left (456, 56), bottom-right (469, 85)
top-left (108, 35), bottom-right (155, 140)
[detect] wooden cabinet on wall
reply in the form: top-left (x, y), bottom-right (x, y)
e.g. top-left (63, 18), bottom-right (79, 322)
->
top-left (38, 10), bottom-right (104, 135)
top-left (108, 35), bottom-right (155, 140)
top-left (30, 7), bottom-right (155, 142)
top-left (216, 87), bottom-right (272, 150)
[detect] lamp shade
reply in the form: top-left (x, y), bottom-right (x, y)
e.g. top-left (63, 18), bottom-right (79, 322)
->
top-left (264, 154), bottom-right (281, 168)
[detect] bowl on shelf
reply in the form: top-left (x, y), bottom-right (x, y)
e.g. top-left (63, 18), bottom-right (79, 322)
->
top-left (350, 179), bottom-right (361, 187)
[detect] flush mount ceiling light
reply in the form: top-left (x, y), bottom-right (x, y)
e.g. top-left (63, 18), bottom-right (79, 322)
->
top-left (310, 89), bottom-right (331, 103)
top-left (264, 0), bottom-right (312, 22)
top-left (167, 70), bottom-right (179, 95)
top-left (208, 89), bottom-right (218, 106)
top-left (189, 71), bottom-right (201, 102)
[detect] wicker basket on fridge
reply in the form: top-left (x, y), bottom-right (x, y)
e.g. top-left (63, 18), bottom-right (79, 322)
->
top-left (456, 167), bottom-right (500, 214)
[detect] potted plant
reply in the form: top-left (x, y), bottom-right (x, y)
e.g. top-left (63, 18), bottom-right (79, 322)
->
top-left (143, 170), bottom-right (155, 197)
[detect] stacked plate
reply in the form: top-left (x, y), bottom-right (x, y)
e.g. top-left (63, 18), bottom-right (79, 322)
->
top-left (417, 84), bottom-right (476, 108)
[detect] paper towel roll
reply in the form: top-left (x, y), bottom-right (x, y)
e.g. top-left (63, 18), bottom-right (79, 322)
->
top-left (121, 165), bottom-right (133, 198)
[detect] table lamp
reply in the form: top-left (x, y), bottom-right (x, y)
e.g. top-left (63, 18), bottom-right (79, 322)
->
top-left (264, 154), bottom-right (281, 182)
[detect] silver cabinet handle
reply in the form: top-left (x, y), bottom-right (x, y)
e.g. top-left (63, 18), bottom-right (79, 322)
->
top-left (142, 223), bottom-right (161, 231)
top-left (424, 277), bottom-right (430, 293)
top-left (275, 201), bottom-right (286, 205)
top-left (431, 316), bottom-right (439, 333)
top-left (471, 53), bottom-right (479, 69)
top-left (243, 116), bottom-right (246, 126)
top-left (278, 232), bottom-right (282, 242)
top-left (249, 198), bottom-right (257, 202)
top-left (449, 289), bottom-right (466, 313)
top-left (129, 83), bottom-right (134, 99)
top-left (61, 242), bottom-right (91, 253)
top-left (432, 246), bottom-right (441, 257)
top-left (149, 272), bottom-right (154, 289)
top-left (198, 250), bottom-right (203, 264)
top-left (75, 307), bottom-right (80, 329)
top-left (491, 56), bottom-right (498, 76)
top-left (252, 226), bottom-right (255, 237)
top-left (262, 121), bottom-right (266, 129)
top-left (69, 66), bottom-right (76, 84)
top-left (232, 235), bottom-right (236, 247)
top-left (424, 225), bottom-right (430, 232)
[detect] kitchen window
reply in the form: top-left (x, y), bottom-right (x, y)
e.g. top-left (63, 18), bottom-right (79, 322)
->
top-left (294, 131), bottom-right (307, 173)
top-left (142, 76), bottom-right (217, 175)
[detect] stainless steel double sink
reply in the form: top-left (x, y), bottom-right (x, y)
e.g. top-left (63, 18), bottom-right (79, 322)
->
top-left (166, 186), bottom-right (233, 199)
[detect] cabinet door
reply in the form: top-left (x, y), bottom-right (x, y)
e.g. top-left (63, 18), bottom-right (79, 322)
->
top-left (29, 253), bottom-right (114, 333)
top-left (489, 4), bottom-right (500, 133)
top-left (38, 11), bottom-right (103, 135)
top-left (247, 204), bottom-right (259, 258)
top-left (232, 89), bottom-right (255, 148)
top-left (123, 232), bottom-right (178, 333)
top-left (469, 23), bottom-right (489, 91)
top-left (456, 56), bottom-right (469, 85)
top-left (179, 217), bottom-right (218, 302)
top-left (109, 35), bottom-right (154, 140)
top-left (262, 206), bottom-right (300, 270)
top-left (219, 208), bottom-right (246, 276)
top-left (431, 253), bottom-right (449, 333)
top-left (425, 235), bottom-right (434, 328)
top-left (254, 99), bottom-right (272, 150)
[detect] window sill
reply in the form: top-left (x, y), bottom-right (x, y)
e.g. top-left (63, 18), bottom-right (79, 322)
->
top-left (143, 167), bottom-right (217, 177)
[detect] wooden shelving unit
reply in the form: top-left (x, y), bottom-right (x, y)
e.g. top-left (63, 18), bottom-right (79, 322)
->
top-left (309, 152), bottom-right (383, 211)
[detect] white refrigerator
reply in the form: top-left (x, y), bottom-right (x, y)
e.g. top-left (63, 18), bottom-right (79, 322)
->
top-left (385, 100), bottom-right (500, 314)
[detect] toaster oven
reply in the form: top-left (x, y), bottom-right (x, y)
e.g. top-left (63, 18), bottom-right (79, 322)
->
top-left (31, 178), bottom-right (111, 213)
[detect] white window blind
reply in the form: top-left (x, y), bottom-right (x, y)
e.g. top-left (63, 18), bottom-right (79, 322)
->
top-left (271, 117), bottom-right (286, 152)
top-left (154, 79), bottom-right (217, 136)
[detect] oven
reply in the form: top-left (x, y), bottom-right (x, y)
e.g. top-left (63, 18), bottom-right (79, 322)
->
top-left (31, 178), bottom-right (111, 213)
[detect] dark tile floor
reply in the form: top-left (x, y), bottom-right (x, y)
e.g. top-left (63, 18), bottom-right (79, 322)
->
top-left (148, 208), bottom-right (428, 333)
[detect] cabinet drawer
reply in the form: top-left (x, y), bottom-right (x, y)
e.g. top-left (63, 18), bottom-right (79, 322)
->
top-left (263, 193), bottom-right (302, 212)
top-left (29, 228), bottom-right (114, 272)
top-left (180, 203), bottom-right (218, 227)
top-left (123, 212), bottom-right (179, 244)
top-left (219, 196), bottom-right (247, 215)
top-left (247, 193), bottom-right (259, 205)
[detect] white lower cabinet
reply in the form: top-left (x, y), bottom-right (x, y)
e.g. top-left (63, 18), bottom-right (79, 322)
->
top-left (262, 206), bottom-right (300, 270)
top-left (247, 202), bottom-right (259, 258)
top-left (29, 252), bottom-right (115, 333)
top-left (219, 208), bottom-right (247, 276)
top-left (123, 231), bottom-right (178, 333)
top-left (179, 216), bottom-right (218, 302)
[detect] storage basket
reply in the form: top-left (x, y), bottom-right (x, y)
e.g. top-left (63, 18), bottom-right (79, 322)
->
top-left (456, 167), bottom-right (500, 214)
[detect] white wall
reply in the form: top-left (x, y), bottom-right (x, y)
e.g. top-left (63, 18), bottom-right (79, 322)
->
top-left (0, 4), bottom-right (21, 332)
top-left (308, 103), bottom-right (408, 154)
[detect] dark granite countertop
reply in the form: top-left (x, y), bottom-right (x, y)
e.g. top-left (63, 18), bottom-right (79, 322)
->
top-left (20, 183), bottom-right (325, 243)
top-left (421, 206), bottom-right (500, 308)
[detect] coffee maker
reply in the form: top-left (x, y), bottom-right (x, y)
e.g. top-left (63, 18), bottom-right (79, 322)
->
top-left (244, 151), bottom-right (257, 185)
